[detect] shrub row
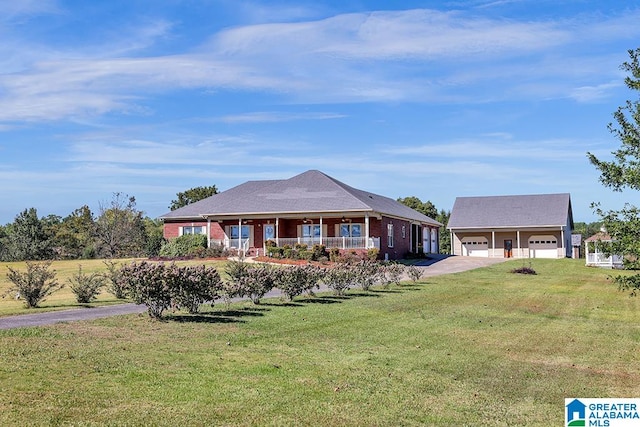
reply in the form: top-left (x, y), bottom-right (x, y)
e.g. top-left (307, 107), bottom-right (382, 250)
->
top-left (3, 259), bottom-right (425, 316)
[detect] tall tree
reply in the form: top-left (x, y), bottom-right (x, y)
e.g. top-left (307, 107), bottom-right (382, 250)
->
top-left (587, 48), bottom-right (640, 290)
top-left (5, 208), bottom-right (53, 260)
top-left (397, 196), bottom-right (438, 219)
top-left (55, 205), bottom-right (96, 259)
top-left (170, 185), bottom-right (218, 211)
top-left (436, 209), bottom-right (451, 254)
top-left (94, 193), bottom-right (146, 258)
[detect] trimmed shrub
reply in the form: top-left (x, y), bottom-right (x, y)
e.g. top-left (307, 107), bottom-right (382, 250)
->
top-left (103, 259), bottom-right (127, 299)
top-left (406, 265), bottom-right (424, 282)
top-left (68, 265), bottom-right (105, 303)
top-left (381, 262), bottom-right (405, 287)
top-left (323, 264), bottom-right (355, 296)
top-left (274, 265), bottom-right (324, 301)
top-left (2, 261), bottom-right (63, 308)
top-left (119, 261), bottom-right (173, 318)
top-left (367, 248), bottom-right (380, 261)
top-left (159, 234), bottom-right (208, 258)
top-left (171, 264), bottom-right (223, 313)
top-left (225, 261), bottom-right (276, 304)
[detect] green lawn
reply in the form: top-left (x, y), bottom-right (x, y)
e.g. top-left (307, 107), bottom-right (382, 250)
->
top-left (0, 258), bottom-right (227, 316)
top-left (0, 258), bottom-right (638, 426)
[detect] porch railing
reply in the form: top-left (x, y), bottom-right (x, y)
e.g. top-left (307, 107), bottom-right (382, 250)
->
top-left (586, 253), bottom-right (623, 268)
top-left (274, 237), bottom-right (380, 250)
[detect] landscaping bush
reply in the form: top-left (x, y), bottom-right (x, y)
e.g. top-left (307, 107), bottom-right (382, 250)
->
top-left (159, 234), bottom-right (208, 258)
top-left (328, 247), bottom-right (340, 262)
top-left (353, 260), bottom-right (384, 291)
top-left (103, 259), bottom-right (127, 299)
top-left (312, 244), bottom-right (329, 261)
top-left (225, 260), bottom-right (276, 304)
top-left (274, 265), bottom-right (324, 301)
top-left (119, 261), bottom-right (174, 318)
top-left (510, 265), bottom-right (537, 275)
top-left (406, 265), bottom-right (424, 283)
top-left (323, 264), bottom-right (355, 296)
top-left (68, 265), bottom-right (105, 303)
top-left (171, 264), bottom-right (223, 313)
top-left (380, 262), bottom-right (405, 287)
top-left (2, 261), bottom-right (63, 308)
top-left (367, 247), bottom-right (380, 261)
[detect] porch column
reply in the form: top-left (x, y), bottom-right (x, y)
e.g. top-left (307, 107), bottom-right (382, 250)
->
top-left (492, 231), bottom-right (496, 258)
top-left (207, 218), bottom-right (211, 248)
top-left (450, 231), bottom-right (454, 255)
top-left (320, 216), bottom-right (323, 246)
top-left (517, 230), bottom-right (521, 258)
top-left (561, 226), bottom-right (565, 257)
top-left (365, 214), bottom-right (370, 249)
top-left (239, 218), bottom-right (243, 256)
top-left (585, 240), bottom-right (588, 266)
top-left (275, 217), bottom-right (279, 246)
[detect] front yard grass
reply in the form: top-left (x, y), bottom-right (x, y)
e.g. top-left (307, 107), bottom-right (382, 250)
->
top-left (0, 258), bottom-right (638, 426)
top-left (0, 258), bottom-right (227, 316)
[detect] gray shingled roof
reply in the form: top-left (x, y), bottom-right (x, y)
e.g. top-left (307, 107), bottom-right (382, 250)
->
top-left (160, 170), bottom-right (441, 226)
top-left (447, 193), bottom-right (572, 229)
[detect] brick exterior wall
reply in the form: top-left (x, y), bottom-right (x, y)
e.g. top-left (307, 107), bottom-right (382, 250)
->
top-left (163, 215), bottom-right (429, 260)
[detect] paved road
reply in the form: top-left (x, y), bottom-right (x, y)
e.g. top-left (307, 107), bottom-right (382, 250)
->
top-left (0, 255), bottom-right (507, 330)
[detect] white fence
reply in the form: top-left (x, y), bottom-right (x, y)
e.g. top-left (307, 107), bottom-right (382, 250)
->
top-left (586, 253), bottom-right (624, 268)
top-left (274, 237), bottom-right (380, 250)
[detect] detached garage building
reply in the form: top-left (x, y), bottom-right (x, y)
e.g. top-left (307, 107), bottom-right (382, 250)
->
top-left (447, 193), bottom-right (573, 259)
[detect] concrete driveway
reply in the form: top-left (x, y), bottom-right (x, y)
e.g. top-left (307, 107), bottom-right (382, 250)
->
top-left (0, 255), bottom-right (507, 330)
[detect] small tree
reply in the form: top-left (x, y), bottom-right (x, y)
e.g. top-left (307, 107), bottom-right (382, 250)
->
top-left (2, 261), bottom-right (63, 308)
top-left (274, 265), bottom-right (323, 301)
top-left (103, 259), bottom-right (127, 299)
top-left (68, 265), bottom-right (105, 303)
top-left (226, 263), bottom-right (276, 304)
top-left (170, 185), bottom-right (218, 211)
top-left (171, 264), bottom-right (223, 313)
top-left (587, 47), bottom-right (640, 293)
top-left (119, 261), bottom-right (173, 319)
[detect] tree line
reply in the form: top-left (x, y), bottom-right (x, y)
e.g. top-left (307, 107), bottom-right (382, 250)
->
top-left (0, 186), bottom-right (219, 262)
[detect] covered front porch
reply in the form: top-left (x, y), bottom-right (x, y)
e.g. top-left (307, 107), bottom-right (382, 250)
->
top-left (205, 213), bottom-right (385, 256)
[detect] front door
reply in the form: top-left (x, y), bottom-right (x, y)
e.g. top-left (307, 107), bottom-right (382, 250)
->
top-left (504, 240), bottom-right (513, 258)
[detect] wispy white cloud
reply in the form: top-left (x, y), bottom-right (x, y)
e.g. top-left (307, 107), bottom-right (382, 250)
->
top-left (214, 111), bottom-right (347, 123)
top-left (386, 136), bottom-right (588, 162)
top-left (1, 7), bottom-right (638, 125)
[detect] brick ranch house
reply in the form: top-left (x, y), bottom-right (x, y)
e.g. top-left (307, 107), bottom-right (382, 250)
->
top-left (160, 170), bottom-right (442, 260)
top-left (447, 193), bottom-right (574, 259)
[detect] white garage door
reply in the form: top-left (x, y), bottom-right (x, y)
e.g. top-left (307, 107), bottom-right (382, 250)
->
top-left (529, 235), bottom-right (558, 258)
top-left (462, 237), bottom-right (489, 257)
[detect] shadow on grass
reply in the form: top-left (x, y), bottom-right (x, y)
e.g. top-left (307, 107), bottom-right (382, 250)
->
top-left (259, 302), bottom-right (305, 308)
top-left (169, 314), bottom-right (246, 324)
top-left (168, 306), bottom-right (268, 323)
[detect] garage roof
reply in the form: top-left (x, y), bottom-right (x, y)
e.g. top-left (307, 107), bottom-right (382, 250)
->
top-left (447, 193), bottom-right (573, 230)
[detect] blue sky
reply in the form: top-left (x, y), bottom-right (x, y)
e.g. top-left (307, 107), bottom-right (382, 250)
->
top-left (1, 0), bottom-right (639, 224)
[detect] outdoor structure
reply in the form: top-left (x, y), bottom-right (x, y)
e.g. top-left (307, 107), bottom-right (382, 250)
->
top-left (447, 193), bottom-right (573, 259)
top-left (160, 170), bottom-right (441, 260)
top-left (584, 230), bottom-right (624, 268)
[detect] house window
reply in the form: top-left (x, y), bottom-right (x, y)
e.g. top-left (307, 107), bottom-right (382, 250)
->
top-left (182, 226), bottom-right (204, 235)
top-left (387, 223), bottom-right (394, 248)
top-left (302, 224), bottom-right (321, 238)
top-left (340, 223), bottom-right (362, 237)
top-left (264, 224), bottom-right (275, 241)
top-left (230, 225), bottom-right (250, 240)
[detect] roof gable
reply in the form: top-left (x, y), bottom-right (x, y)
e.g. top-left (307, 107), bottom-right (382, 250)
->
top-left (448, 193), bottom-right (572, 229)
top-left (160, 170), bottom-right (440, 226)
